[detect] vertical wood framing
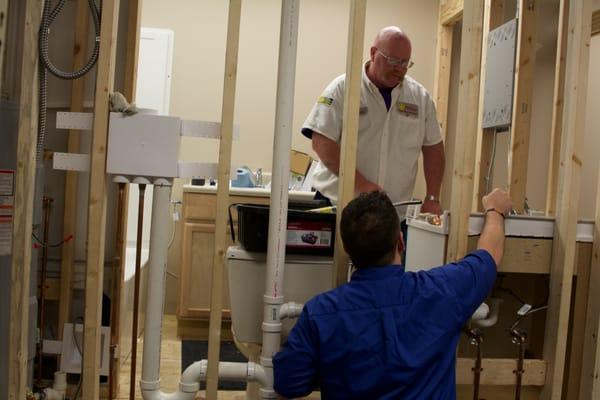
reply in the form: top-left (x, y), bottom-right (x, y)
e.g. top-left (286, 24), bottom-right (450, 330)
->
top-left (541, 0), bottom-right (592, 398)
top-left (58, 0), bottom-right (90, 345)
top-left (332, 0), bottom-right (366, 287)
top-left (507, 0), bottom-right (537, 213)
top-left (579, 168), bottom-right (600, 397)
top-left (112, 2), bottom-right (142, 397)
top-left (565, 247), bottom-right (592, 399)
top-left (205, 1), bottom-right (241, 397)
top-left (123, 0), bottom-right (142, 101)
top-left (446, 0), bottom-right (485, 263)
top-left (433, 20), bottom-right (453, 141)
top-left (546, 0), bottom-right (569, 216)
top-left (81, 0), bottom-right (120, 398)
top-left (0, 0), bottom-right (9, 96)
top-left (473, 0), bottom-right (505, 211)
top-left (8, 1), bottom-right (41, 398)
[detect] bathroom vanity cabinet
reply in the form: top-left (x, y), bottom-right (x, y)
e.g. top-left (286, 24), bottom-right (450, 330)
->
top-left (178, 185), bottom-right (314, 321)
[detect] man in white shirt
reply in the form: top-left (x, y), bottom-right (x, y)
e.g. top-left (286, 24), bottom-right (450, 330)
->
top-left (302, 26), bottom-right (445, 219)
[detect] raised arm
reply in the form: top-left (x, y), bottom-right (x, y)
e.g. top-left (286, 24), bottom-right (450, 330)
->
top-left (312, 131), bottom-right (381, 194)
top-left (421, 141), bottom-right (445, 214)
top-left (477, 188), bottom-right (512, 266)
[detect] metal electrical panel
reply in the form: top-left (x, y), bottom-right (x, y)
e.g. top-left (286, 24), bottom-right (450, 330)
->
top-left (482, 18), bottom-right (518, 129)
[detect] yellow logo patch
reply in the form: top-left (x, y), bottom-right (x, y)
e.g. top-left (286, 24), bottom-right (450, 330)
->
top-left (317, 96), bottom-right (334, 106)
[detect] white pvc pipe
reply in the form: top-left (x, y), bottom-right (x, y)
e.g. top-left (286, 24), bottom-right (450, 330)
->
top-left (473, 298), bottom-right (502, 328)
top-left (260, 1), bottom-right (300, 399)
top-left (279, 302), bottom-right (303, 320)
top-left (140, 180), bottom-right (174, 399)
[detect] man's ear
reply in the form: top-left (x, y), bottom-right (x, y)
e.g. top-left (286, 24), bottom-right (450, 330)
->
top-left (369, 46), bottom-right (377, 62)
top-left (397, 231), bottom-right (405, 255)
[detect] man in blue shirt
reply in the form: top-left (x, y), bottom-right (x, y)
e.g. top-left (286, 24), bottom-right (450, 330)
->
top-left (273, 189), bottom-right (511, 399)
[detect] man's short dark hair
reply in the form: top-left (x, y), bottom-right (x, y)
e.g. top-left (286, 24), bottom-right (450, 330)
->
top-left (340, 191), bottom-right (400, 268)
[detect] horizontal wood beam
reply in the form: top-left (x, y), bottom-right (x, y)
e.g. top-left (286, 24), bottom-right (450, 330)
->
top-left (456, 358), bottom-right (546, 386)
top-left (441, 0), bottom-right (464, 25)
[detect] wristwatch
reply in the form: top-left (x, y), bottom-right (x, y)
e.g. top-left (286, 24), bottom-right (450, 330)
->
top-left (425, 194), bottom-right (439, 202)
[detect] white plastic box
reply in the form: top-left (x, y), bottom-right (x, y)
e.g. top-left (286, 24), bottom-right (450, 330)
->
top-left (107, 112), bottom-right (181, 178)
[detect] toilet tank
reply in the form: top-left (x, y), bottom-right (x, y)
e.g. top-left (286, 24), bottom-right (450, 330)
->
top-left (227, 246), bottom-right (333, 343)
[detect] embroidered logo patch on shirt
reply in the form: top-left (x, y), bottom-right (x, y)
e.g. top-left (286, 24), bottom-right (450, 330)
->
top-left (317, 96), bottom-right (334, 106)
top-left (397, 102), bottom-right (419, 118)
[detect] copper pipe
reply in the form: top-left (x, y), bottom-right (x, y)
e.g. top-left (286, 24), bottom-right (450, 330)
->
top-left (109, 182), bottom-right (126, 399)
top-left (37, 196), bottom-right (53, 384)
top-left (464, 327), bottom-right (483, 400)
top-left (511, 329), bottom-right (527, 400)
top-left (130, 184), bottom-right (146, 400)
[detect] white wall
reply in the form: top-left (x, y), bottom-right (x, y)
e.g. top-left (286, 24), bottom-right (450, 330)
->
top-left (140, 0), bottom-right (440, 313)
top-left (141, 0), bottom-right (438, 175)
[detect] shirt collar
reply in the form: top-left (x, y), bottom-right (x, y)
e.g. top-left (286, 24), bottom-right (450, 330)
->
top-left (350, 264), bottom-right (404, 282)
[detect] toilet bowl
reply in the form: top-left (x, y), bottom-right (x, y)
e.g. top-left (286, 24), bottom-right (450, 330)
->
top-left (227, 245), bottom-right (333, 344)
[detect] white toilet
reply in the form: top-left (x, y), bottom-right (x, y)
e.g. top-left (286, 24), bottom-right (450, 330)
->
top-left (227, 246), bottom-right (333, 399)
top-left (227, 245), bottom-right (333, 344)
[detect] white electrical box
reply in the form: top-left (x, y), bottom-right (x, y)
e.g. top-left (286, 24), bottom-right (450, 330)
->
top-left (107, 112), bottom-right (181, 178)
top-left (60, 324), bottom-right (110, 376)
top-left (482, 18), bottom-right (517, 129)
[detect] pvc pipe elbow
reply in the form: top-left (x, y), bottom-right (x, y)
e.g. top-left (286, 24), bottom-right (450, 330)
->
top-left (279, 302), bottom-right (303, 319)
top-left (472, 298), bottom-right (503, 328)
top-left (248, 362), bottom-right (271, 387)
top-left (470, 303), bottom-right (490, 321)
top-left (181, 359), bottom-right (206, 386)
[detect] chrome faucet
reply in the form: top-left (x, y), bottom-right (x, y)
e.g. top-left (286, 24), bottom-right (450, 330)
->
top-left (255, 168), bottom-right (263, 187)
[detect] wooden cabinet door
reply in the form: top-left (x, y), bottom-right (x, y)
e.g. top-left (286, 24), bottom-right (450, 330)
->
top-left (178, 222), bottom-right (233, 319)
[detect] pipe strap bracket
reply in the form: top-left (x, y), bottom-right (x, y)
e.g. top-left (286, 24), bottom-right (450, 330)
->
top-left (263, 295), bottom-right (285, 305)
top-left (179, 381), bottom-right (200, 393)
top-left (140, 379), bottom-right (161, 390)
top-left (262, 322), bottom-right (282, 333)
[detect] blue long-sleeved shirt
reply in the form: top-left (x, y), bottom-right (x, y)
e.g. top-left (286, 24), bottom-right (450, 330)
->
top-left (273, 249), bottom-right (496, 399)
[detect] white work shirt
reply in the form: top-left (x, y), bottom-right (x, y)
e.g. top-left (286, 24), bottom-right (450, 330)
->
top-left (302, 62), bottom-right (442, 217)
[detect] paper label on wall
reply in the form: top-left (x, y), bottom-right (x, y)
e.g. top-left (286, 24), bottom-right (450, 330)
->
top-left (0, 216), bottom-right (12, 256)
top-left (0, 170), bottom-right (15, 196)
top-left (0, 196), bottom-right (13, 215)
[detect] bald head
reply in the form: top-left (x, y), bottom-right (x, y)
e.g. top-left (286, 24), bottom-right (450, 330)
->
top-left (367, 26), bottom-right (412, 89)
top-left (373, 26), bottom-right (411, 50)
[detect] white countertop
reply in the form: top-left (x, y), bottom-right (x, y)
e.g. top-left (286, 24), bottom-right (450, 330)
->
top-left (183, 183), bottom-right (315, 201)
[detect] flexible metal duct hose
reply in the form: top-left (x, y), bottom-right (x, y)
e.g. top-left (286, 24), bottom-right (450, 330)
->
top-left (37, 0), bottom-right (101, 161)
